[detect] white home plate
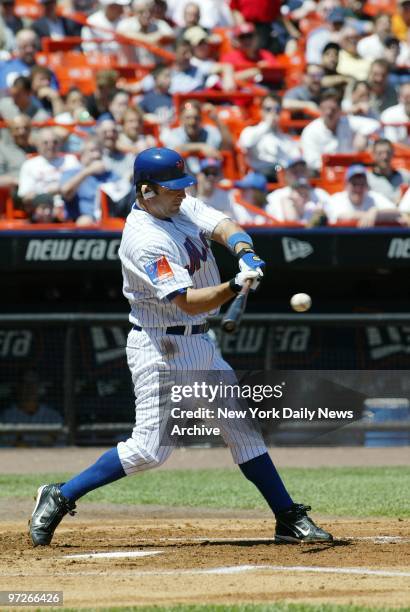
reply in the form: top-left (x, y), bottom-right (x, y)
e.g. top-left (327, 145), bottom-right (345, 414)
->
top-left (63, 550), bottom-right (164, 560)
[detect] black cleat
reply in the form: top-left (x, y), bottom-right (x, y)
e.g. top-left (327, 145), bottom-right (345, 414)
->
top-left (275, 503), bottom-right (333, 543)
top-left (29, 483), bottom-right (76, 546)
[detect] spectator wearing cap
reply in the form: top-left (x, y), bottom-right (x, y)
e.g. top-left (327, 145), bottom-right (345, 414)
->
top-left (0, 114), bottom-right (36, 190)
top-left (0, 75), bottom-right (50, 121)
top-left (283, 63), bottom-right (324, 113)
top-left (169, 0), bottom-right (233, 29)
top-left (239, 94), bottom-right (300, 181)
top-left (161, 99), bottom-right (230, 174)
top-left (337, 25), bottom-right (371, 81)
top-left (221, 22), bottom-right (279, 75)
top-left (230, 0), bottom-right (281, 52)
top-left (31, 0), bottom-right (81, 40)
top-left (0, 29), bottom-right (58, 91)
top-left (184, 26), bottom-right (235, 91)
top-left (306, 6), bottom-right (346, 65)
top-left (0, 0), bottom-right (23, 37)
top-left (301, 89), bottom-right (380, 172)
top-left (392, 0), bottom-right (410, 42)
top-left (325, 165), bottom-right (398, 226)
top-left (195, 158), bottom-right (234, 215)
top-left (232, 172), bottom-right (274, 226)
top-left (117, 0), bottom-right (175, 65)
top-left (320, 42), bottom-right (351, 93)
top-left (61, 138), bottom-right (131, 224)
top-left (357, 14), bottom-right (392, 61)
top-left (85, 69), bottom-right (118, 120)
top-left (17, 128), bottom-right (80, 220)
top-left (81, 0), bottom-right (130, 56)
top-left (239, 94), bottom-right (303, 181)
top-left (116, 106), bottom-right (157, 154)
top-left (139, 65), bottom-right (174, 124)
top-left (367, 139), bottom-right (410, 204)
top-left (381, 82), bottom-right (410, 146)
top-left (266, 158), bottom-right (330, 225)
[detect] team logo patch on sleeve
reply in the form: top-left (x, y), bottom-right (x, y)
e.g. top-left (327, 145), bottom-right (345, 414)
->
top-left (144, 256), bottom-right (174, 284)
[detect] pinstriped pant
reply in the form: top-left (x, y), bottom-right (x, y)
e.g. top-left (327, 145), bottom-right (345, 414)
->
top-left (117, 328), bottom-right (267, 475)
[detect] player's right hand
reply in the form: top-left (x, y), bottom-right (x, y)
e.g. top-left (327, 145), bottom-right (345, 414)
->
top-left (234, 269), bottom-right (262, 291)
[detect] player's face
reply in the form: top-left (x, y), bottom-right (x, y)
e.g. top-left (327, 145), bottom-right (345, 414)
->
top-left (142, 185), bottom-right (186, 218)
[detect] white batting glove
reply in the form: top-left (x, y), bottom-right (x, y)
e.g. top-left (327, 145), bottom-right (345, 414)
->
top-left (234, 269), bottom-right (262, 291)
top-left (238, 255), bottom-right (264, 278)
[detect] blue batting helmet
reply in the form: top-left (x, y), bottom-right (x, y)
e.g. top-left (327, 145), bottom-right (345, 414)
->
top-left (133, 147), bottom-right (197, 190)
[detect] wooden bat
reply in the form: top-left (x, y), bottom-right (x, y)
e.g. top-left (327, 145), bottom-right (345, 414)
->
top-left (221, 279), bottom-right (252, 334)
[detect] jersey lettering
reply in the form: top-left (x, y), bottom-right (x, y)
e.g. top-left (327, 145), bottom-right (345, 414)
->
top-left (184, 231), bottom-right (209, 276)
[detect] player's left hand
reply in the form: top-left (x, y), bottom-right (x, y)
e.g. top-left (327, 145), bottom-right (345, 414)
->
top-left (238, 250), bottom-right (265, 277)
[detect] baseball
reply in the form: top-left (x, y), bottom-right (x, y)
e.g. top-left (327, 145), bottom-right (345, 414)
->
top-left (290, 293), bottom-right (312, 312)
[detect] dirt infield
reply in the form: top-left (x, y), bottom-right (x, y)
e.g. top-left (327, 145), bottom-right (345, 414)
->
top-left (1, 514), bottom-right (409, 608)
top-left (0, 448), bottom-right (409, 609)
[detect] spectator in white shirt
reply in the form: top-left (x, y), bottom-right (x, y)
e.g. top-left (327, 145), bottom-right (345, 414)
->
top-left (239, 93), bottom-right (301, 181)
top-left (117, 0), bottom-right (175, 65)
top-left (81, 0), bottom-right (130, 56)
top-left (381, 82), bottom-right (410, 146)
top-left (306, 4), bottom-right (346, 65)
top-left (301, 89), bottom-right (380, 172)
top-left (266, 157), bottom-right (331, 224)
top-left (18, 127), bottom-right (80, 221)
top-left (367, 138), bottom-right (410, 204)
top-left (399, 185), bottom-right (410, 215)
top-left (325, 164), bottom-right (399, 227)
top-left (357, 14), bottom-right (392, 61)
top-left (168, 0), bottom-right (233, 30)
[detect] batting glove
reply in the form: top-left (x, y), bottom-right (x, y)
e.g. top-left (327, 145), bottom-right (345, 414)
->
top-left (230, 270), bottom-right (262, 294)
top-left (237, 248), bottom-right (265, 278)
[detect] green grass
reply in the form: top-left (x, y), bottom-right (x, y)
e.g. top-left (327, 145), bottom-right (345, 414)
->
top-left (1, 466), bottom-right (409, 518)
top-left (35, 604), bottom-right (410, 612)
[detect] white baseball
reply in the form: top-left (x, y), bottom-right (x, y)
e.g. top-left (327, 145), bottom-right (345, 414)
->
top-left (290, 293), bottom-right (312, 312)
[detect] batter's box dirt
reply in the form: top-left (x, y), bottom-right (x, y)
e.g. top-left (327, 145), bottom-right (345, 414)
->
top-left (0, 516), bottom-right (409, 608)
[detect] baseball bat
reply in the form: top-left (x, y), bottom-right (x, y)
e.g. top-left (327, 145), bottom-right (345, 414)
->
top-left (221, 279), bottom-right (252, 334)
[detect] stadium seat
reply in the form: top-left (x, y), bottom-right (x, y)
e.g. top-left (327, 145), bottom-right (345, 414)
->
top-left (321, 152), bottom-right (374, 193)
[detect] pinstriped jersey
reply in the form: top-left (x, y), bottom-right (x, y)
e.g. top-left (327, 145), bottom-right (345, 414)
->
top-left (119, 194), bottom-right (230, 328)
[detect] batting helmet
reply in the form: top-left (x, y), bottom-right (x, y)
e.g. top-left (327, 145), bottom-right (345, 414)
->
top-left (133, 147), bottom-right (197, 190)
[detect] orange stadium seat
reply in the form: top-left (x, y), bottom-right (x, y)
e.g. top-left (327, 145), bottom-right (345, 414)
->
top-left (54, 66), bottom-right (96, 95)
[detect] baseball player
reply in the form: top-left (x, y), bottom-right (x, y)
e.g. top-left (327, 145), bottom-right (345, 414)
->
top-left (29, 148), bottom-right (332, 546)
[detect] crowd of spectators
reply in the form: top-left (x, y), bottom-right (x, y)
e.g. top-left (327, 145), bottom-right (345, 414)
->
top-left (0, 0), bottom-right (409, 227)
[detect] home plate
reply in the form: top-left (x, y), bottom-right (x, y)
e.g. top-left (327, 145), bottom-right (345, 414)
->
top-left (63, 551), bottom-right (164, 559)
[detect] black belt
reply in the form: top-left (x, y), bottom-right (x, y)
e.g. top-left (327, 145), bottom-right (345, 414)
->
top-left (133, 323), bottom-right (209, 335)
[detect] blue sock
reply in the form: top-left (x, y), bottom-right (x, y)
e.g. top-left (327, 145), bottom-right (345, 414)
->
top-left (60, 447), bottom-right (126, 502)
top-left (239, 452), bottom-right (293, 515)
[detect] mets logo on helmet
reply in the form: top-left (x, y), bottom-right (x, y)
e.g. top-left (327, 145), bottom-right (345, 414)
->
top-left (176, 159), bottom-right (184, 170)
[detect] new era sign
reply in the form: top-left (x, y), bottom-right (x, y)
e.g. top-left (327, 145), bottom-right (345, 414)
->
top-left (282, 237), bottom-right (314, 263)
